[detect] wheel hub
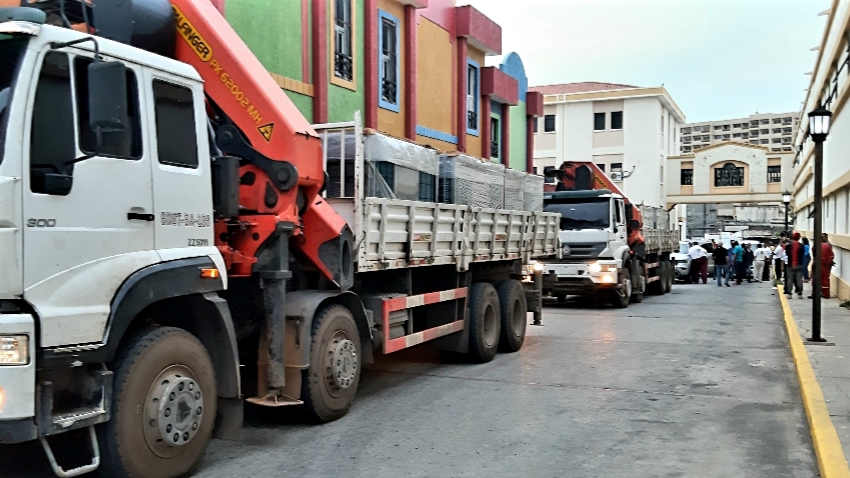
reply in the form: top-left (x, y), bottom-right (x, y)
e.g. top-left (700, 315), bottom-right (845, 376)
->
top-left (144, 366), bottom-right (204, 457)
top-left (331, 339), bottom-right (358, 389)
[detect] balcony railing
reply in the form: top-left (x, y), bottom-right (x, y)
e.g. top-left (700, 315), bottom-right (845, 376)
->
top-left (335, 53), bottom-right (353, 81)
top-left (467, 111), bottom-right (478, 130)
top-left (381, 79), bottom-right (397, 104)
top-left (490, 141), bottom-right (499, 158)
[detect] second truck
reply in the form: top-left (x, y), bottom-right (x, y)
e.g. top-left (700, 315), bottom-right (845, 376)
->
top-left (539, 162), bottom-right (678, 307)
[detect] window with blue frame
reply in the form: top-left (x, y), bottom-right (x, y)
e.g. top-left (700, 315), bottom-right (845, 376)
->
top-left (466, 59), bottom-right (480, 135)
top-left (378, 10), bottom-right (400, 112)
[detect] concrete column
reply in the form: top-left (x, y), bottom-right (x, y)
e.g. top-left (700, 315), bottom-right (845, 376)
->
top-left (501, 103), bottom-right (510, 167)
top-left (481, 96), bottom-right (491, 160)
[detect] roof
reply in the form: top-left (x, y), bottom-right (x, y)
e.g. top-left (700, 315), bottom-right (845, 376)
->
top-left (529, 82), bottom-right (639, 95)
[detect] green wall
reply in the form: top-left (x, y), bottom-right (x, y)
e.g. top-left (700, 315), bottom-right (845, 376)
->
top-left (225, 1), bottom-right (305, 82)
top-left (327, 0), bottom-right (366, 123)
top-left (509, 101), bottom-right (527, 171)
top-left (286, 91), bottom-right (313, 121)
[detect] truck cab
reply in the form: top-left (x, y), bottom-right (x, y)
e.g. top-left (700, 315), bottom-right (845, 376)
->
top-left (539, 190), bottom-right (633, 304)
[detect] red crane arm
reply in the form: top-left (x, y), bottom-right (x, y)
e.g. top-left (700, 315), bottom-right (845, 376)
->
top-left (170, 0), bottom-right (348, 282)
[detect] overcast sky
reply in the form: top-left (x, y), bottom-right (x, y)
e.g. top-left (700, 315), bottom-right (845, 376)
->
top-left (458, 0), bottom-right (828, 123)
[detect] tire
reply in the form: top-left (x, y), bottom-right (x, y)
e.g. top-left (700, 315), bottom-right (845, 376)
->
top-left (97, 327), bottom-right (217, 478)
top-left (663, 261), bottom-right (673, 294)
top-left (646, 265), bottom-right (663, 295)
top-left (301, 304), bottom-right (361, 423)
top-left (630, 265), bottom-right (644, 303)
top-left (467, 282), bottom-right (501, 362)
top-left (612, 268), bottom-right (631, 309)
top-left (496, 280), bottom-right (528, 353)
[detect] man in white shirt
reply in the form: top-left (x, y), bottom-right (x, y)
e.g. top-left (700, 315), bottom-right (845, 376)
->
top-left (688, 242), bottom-right (709, 284)
top-left (773, 241), bottom-right (787, 281)
top-left (753, 243), bottom-right (769, 282)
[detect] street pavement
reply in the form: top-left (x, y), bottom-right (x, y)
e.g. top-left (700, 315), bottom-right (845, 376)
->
top-left (785, 287), bottom-right (850, 469)
top-left (3, 281), bottom-right (816, 477)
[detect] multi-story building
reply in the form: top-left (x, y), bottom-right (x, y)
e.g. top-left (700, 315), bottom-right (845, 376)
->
top-left (793, 1), bottom-right (850, 299)
top-left (216, 0), bottom-right (542, 172)
top-left (530, 82), bottom-right (685, 208)
top-left (680, 112), bottom-right (801, 155)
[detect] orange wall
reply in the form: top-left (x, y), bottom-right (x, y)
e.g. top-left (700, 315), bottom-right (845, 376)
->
top-left (416, 135), bottom-right (457, 153)
top-left (417, 17), bottom-right (455, 138)
top-left (376, 0), bottom-right (406, 139)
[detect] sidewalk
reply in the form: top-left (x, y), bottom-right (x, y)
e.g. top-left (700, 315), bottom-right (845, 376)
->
top-left (783, 287), bottom-right (850, 470)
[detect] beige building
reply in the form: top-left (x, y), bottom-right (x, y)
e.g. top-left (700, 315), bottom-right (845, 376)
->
top-left (793, 1), bottom-right (850, 300)
top-left (681, 112), bottom-right (801, 155)
top-left (530, 82), bottom-right (685, 209)
top-left (667, 142), bottom-right (795, 208)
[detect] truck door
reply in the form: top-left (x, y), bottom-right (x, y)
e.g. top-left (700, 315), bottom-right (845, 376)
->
top-left (21, 50), bottom-right (156, 347)
top-left (615, 199), bottom-right (627, 243)
top-left (144, 70), bottom-right (215, 258)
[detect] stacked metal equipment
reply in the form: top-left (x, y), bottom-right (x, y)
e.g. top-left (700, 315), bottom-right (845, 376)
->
top-left (439, 153), bottom-right (506, 209)
top-left (639, 205), bottom-right (672, 230)
top-left (323, 130), bottom-right (439, 200)
top-left (504, 167), bottom-right (526, 211)
top-left (524, 173), bottom-right (544, 212)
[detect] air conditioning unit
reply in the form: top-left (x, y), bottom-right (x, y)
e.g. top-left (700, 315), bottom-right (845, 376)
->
top-left (610, 172), bottom-right (623, 181)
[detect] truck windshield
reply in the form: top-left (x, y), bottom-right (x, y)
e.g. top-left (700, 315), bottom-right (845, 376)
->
top-left (0, 37), bottom-right (28, 166)
top-left (544, 199), bottom-right (611, 230)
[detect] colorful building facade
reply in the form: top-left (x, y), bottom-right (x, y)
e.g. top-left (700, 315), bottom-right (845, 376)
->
top-left (216, 0), bottom-right (542, 172)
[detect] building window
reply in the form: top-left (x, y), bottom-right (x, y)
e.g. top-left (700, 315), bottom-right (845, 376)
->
top-left (544, 114), bottom-right (556, 132)
top-left (767, 165), bottom-right (781, 183)
top-left (683, 146), bottom-right (692, 152)
top-left (713, 125), bottom-right (722, 130)
top-left (742, 133), bottom-right (749, 139)
top-left (760, 129), bottom-right (769, 134)
top-left (733, 133), bottom-right (741, 138)
top-left (772, 128), bottom-right (781, 134)
top-left (714, 163), bottom-right (744, 187)
top-left (596, 164), bottom-right (606, 172)
top-left (533, 118), bottom-right (538, 133)
top-left (783, 127), bottom-right (792, 134)
top-left (749, 140), bottom-right (759, 145)
top-left (733, 123), bottom-right (741, 128)
top-left (761, 119), bottom-right (769, 125)
top-left (760, 139), bottom-right (769, 144)
top-left (783, 117), bottom-right (793, 124)
top-left (594, 112), bottom-right (605, 131)
top-left (714, 135), bottom-right (721, 140)
top-left (376, 161), bottom-right (395, 190)
top-left (661, 115), bottom-right (665, 130)
top-left (772, 138), bottom-right (781, 144)
top-left (782, 137), bottom-right (791, 144)
top-left (682, 127), bottom-right (691, 134)
top-left (333, 0), bottom-right (354, 83)
top-left (772, 148), bottom-right (781, 152)
top-left (490, 117), bottom-right (500, 158)
top-left (419, 172), bottom-right (436, 202)
top-left (611, 111), bottom-right (623, 130)
top-left (378, 11), bottom-right (399, 112)
top-left (722, 134), bottom-right (730, 139)
top-left (722, 124), bottom-right (730, 130)
top-left (681, 168), bottom-right (693, 185)
top-left (782, 147), bottom-right (792, 151)
top-left (741, 123), bottom-right (749, 129)
top-left (750, 120), bottom-right (759, 127)
top-left (702, 135), bottom-right (709, 141)
top-left (466, 59), bottom-right (480, 135)
top-left (772, 118), bottom-right (782, 124)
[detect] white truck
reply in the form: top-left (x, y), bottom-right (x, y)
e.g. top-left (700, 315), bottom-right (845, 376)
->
top-left (538, 162), bottom-right (678, 308)
top-left (0, 4), bottom-right (559, 476)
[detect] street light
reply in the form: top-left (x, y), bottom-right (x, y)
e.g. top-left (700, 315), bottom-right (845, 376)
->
top-left (783, 191), bottom-right (791, 238)
top-left (808, 105), bottom-right (832, 343)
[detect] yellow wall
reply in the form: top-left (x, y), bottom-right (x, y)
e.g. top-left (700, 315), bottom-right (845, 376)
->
top-left (376, 0), bottom-right (406, 139)
top-left (465, 46), bottom-right (486, 158)
top-left (417, 17), bottom-right (455, 138)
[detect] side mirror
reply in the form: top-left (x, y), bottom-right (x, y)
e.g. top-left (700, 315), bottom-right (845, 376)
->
top-left (629, 219), bottom-right (640, 230)
top-left (87, 61), bottom-right (128, 133)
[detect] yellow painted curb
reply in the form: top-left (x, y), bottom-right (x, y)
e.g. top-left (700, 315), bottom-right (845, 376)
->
top-left (778, 289), bottom-right (850, 478)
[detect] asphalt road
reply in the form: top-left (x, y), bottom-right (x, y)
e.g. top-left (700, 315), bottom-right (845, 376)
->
top-left (3, 281), bottom-right (817, 477)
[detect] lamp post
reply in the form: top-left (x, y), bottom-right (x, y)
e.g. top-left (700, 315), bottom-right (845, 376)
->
top-left (808, 105), bottom-right (832, 343)
top-left (783, 191), bottom-right (791, 238)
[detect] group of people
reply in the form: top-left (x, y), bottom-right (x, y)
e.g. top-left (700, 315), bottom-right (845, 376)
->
top-left (686, 233), bottom-right (836, 298)
top-left (775, 232), bottom-right (835, 300)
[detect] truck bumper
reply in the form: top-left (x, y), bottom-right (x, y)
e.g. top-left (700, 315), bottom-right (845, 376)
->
top-left (542, 261), bottom-right (621, 296)
top-left (0, 314), bottom-right (36, 443)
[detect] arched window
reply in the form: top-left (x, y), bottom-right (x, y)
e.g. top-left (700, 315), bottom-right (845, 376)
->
top-left (714, 162), bottom-right (744, 187)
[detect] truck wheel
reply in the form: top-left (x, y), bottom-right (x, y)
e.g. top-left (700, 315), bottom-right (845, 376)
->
top-left (302, 304), bottom-right (361, 423)
top-left (646, 266), bottom-right (663, 295)
top-left (467, 282), bottom-right (501, 362)
top-left (612, 268), bottom-right (631, 308)
top-left (496, 280), bottom-right (527, 353)
top-left (663, 261), bottom-right (673, 293)
top-left (98, 327), bottom-right (217, 478)
top-left (630, 266), bottom-right (644, 303)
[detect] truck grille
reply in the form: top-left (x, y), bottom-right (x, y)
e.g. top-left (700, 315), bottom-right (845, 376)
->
top-left (562, 243), bottom-right (607, 259)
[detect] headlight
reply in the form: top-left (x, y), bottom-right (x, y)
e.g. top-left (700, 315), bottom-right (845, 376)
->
top-left (601, 274), bottom-right (614, 283)
top-left (0, 335), bottom-right (28, 365)
top-left (533, 262), bottom-right (545, 272)
top-left (589, 263), bottom-right (602, 273)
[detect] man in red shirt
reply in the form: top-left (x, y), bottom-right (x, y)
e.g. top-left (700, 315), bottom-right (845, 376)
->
top-left (785, 233), bottom-right (805, 299)
top-left (819, 233), bottom-right (835, 299)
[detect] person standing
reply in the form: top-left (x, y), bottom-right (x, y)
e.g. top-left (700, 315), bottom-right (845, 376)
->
top-left (744, 244), bottom-right (755, 283)
top-left (732, 241), bottom-right (745, 285)
top-left (688, 242), bottom-right (709, 284)
top-left (802, 237), bottom-right (812, 283)
top-left (753, 243), bottom-right (768, 282)
top-left (713, 242), bottom-right (730, 287)
top-left (784, 233), bottom-right (805, 299)
top-left (811, 233), bottom-right (836, 299)
top-left (774, 241), bottom-right (786, 281)
top-left (728, 243), bottom-right (737, 282)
